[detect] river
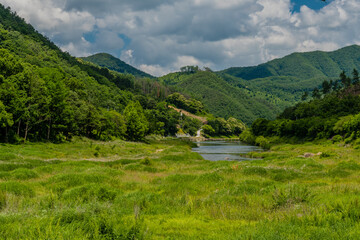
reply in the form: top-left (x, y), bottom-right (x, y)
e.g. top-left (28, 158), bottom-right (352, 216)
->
top-left (192, 141), bottom-right (262, 161)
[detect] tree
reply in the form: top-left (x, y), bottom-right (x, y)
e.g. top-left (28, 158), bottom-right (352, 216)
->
top-left (340, 71), bottom-right (351, 88)
top-left (180, 66), bottom-right (200, 73)
top-left (227, 117), bottom-right (246, 135)
top-left (322, 80), bottom-right (331, 94)
top-left (123, 101), bottom-right (149, 141)
top-left (202, 124), bottom-right (215, 137)
top-left (312, 87), bottom-right (321, 99)
top-left (332, 80), bottom-right (339, 91)
top-left (301, 91), bottom-right (309, 101)
top-left (0, 100), bottom-right (13, 142)
top-left (352, 68), bottom-right (359, 85)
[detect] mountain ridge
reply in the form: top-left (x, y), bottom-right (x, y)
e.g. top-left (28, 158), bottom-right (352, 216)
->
top-left (157, 45), bottom-right (360, 125)
top-left (81, 53), bottom-right (153, 78)
top-left (220, 45), bottom-right (360, 80)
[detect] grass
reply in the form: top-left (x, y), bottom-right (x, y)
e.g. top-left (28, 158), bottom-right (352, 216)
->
top-left (0, 137), bottom-right (360, 239)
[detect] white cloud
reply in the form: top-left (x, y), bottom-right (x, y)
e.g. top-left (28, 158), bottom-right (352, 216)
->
top-left (138, 64), bottom-right (168, 77)
top-left (2, 0), bottom-right (360, 76)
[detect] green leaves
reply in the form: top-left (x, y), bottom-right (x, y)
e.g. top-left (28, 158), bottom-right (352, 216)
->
top-left (0, 101), bottom-right (13, 128)
top-left (124, 101), bottom-right (149, 141)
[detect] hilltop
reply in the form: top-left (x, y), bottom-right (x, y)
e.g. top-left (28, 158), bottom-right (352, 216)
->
top-left (221, 45), bottom-right (360, 80)
top-left (81, 53), bottom-right (153, 78)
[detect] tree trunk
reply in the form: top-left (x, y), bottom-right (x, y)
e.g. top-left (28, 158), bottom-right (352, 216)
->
top-left (17, 120), bottom-right (21, 136)
top-left (5, 127), bottom-right (8, 143)
top-left (24, 121), bottom-right (29, 142)
top-left (47, 117), bottom-right (51, 141)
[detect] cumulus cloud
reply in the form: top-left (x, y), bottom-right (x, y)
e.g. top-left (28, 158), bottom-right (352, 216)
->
top-left (2, 0), bottom-right (360, 76)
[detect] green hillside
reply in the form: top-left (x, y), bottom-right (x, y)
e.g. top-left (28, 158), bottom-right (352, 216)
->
top-left (81, 53), bottom-right (153, 78)
top-left (158, 71), bottom-right (283, 124)
top-left (219, 45), bottom-right (360, 107)
top-left (0, 4), bottom-right (197, 142)
top-left (157, 46), bottom-right (360, 125)
top-left (221, 45), bottom-right (360, 80)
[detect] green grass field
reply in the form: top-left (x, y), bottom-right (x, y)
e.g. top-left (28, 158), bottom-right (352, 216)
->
top-left (1, 137), bottom-right (360, 239)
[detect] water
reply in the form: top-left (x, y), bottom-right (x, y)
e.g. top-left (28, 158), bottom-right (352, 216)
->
top-left (192, 141), bottom-right (262, 161)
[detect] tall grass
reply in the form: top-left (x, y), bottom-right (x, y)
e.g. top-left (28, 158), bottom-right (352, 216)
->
top-left (0, 138), bottom-right (359, 239)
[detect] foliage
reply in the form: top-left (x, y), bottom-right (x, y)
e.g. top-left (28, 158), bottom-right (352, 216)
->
top-left (247, 81), bottom-right (360, 143)
top-left (81, 53), bottom-right (153, 78)
top-left (202, 124), bottom-right (215, 137)
top-left (158, 71), bottom-right (282, 125)
top-left (239, 129), bottom-right (256, 145)
top-left (166, 92), bottom-right (204, 114)
top-left (123, 101), bottom-right (149, 141)
top-left (0, 5), bottom-right (187, 142)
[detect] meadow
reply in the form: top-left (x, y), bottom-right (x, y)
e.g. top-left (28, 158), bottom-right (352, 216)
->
top-left (0, 137), bottom-right (360, 239)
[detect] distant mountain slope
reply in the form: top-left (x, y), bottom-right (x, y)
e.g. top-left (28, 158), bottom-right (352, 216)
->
top-left (159, 45), bottom-right (360, 125)
top-left (220, 45), bottom-right (360, 80)
top-left (81, 53), bottom-right (153, 78)
top-left (159, 71), bottom-right (281, 124)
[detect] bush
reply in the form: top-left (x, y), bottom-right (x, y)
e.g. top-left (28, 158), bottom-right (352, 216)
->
top-left (255, 136), bottom-right (271, 149)
top-left (331, 135), bottom-right (343, 143)
top-left (140, 157), bottom-right (152, 166)
top-left (239, 129), bottom-right (256, 145)
top-left (202, 124), bottom-right (215, 137)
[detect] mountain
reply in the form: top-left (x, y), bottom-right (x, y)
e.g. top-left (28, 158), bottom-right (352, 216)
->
top-left (81, 53), bottom-right (153, 78)
top-left (158, 71), bottom-right (282, 124)
top-left (0, 4), bottom-right (185, 143)
top-left (219, 45), bottom-right (360, 105)
top-left (158, 45), bottom-right (360, 125)
top-left (221, 45), bottom-right (360, 80)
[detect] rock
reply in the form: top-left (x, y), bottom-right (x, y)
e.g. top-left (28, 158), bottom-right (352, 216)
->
top-left (304, 153), bottom-right (315, 158)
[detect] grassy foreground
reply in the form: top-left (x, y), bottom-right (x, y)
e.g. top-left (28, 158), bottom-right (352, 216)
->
top-left (1, 138), bottom-right (360, 239)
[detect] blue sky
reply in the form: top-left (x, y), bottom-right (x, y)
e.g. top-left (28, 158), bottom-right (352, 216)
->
top-left (2, 0), bottom-right (360, 76)
top-left (291, 0), bottom-right (332, 12)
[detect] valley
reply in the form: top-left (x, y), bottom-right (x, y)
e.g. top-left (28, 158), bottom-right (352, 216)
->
top-left (1, 2), bottom-right (360, 239)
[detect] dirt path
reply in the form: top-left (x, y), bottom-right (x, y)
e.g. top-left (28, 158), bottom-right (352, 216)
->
top-left (168, 105), bottom-right (208, 124)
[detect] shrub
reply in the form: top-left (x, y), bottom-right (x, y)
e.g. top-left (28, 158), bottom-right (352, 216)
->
top-left (239, 129), bottom-right (256, 145)
top-left (331, 135), bottom-right (343, 143)
top-left (255, 136), bottom-right (271, 149)
top-left (320, 152), bottom-right (332, 158)
top-left (140, 157), bottom-right (152, 166)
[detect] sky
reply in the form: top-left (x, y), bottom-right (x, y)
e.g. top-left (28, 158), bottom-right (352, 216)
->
top-left (1, 0), bottom-right (359, 76)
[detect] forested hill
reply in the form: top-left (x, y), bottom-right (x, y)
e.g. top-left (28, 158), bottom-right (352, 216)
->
top-left (220, 45), bottom-right (360, 80)
top-left (158, 71), bottom-right (281, 125)
top-left (157, 46), bottom-right (360, 125)
top-left (0, 4), bottom-right (205, 143)
top-left (81, 53), bottom-right (153, 78)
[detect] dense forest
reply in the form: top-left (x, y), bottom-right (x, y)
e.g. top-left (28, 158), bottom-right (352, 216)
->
top-left (151, 45), bottom-right (360, 125)
top-left (241, 70), bottom-right (360, 148)
top-left (0, 4), bottom-right (248, 143)
top-left (0, 4), bottom-right (214, 143)
top-left (81, 53), bottom-right (153, 78)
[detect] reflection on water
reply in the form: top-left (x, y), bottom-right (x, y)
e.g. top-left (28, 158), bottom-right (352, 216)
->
top-left (192, 141), bottom-right (262, 161)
